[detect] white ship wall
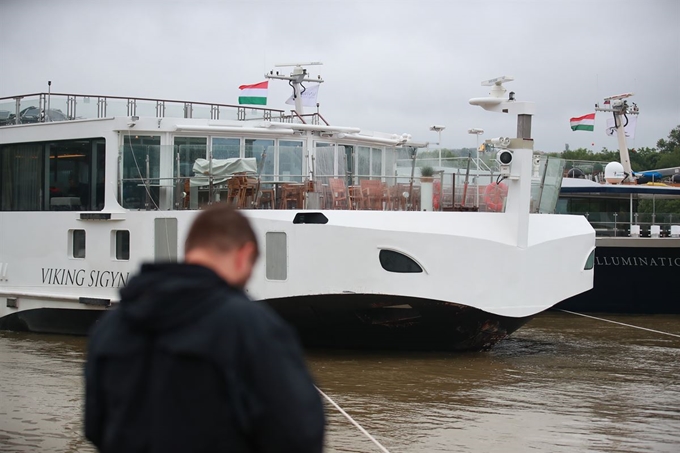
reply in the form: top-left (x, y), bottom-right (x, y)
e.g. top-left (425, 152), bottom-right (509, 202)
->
top-left (0, 208), bottom-right (593, 321)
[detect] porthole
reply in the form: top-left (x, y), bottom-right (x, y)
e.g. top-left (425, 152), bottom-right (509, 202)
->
top-left (115, 230), bottom-right (130, 260)
top-left (379, 249), bottom-right (423, 273)
top-left (71, 229), bottom-right (86, 259)
top-left (584, 249), bottom-right (595, 270)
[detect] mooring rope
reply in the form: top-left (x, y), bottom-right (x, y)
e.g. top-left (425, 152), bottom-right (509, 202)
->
top-left (559, 310), bottom-right (680, 338)
top-left (316, 386), bottom-right (392, 453)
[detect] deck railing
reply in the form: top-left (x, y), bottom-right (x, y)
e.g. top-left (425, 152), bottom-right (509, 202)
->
top-left (574, 211), bottom-right (679, 237)
top-left (117, 152), bottom-right (564, 214)
top-left (0, 92), bottom-right (329, 125)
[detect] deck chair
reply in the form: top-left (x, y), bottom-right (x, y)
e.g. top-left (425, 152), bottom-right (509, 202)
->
top-left (328, 178), bottom-right (348, 209)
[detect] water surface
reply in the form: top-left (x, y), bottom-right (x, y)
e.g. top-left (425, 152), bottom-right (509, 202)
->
top-left (1, 312), bottom-right (678, 452)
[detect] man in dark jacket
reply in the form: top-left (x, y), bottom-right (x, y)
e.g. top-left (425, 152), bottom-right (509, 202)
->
top-left (85, 205), bottom-right (325, 452)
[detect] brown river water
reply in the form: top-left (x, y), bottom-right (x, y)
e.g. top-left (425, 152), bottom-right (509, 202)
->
top-left (1, 311), bottom-right (679, 452)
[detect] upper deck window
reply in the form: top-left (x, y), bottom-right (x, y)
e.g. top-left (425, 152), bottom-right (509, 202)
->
top-left (0, 143), bottom-right (43, 211)
top-left (212, 137), bottom-right (240, 159)
top-left (120, 135), bottom-right (160, 210)
top-left (0, 138), bottom-right (105, 211)
top-left (279, 140), bottom-right (303, 183)
top-left (246, 139), bottom-right (274, 180)
top-left (175, 137), bottom-right (207, 178)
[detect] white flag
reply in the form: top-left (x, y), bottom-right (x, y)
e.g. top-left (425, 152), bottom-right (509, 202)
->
top-left (606, 115), bottom-right (637, 139)
top-left (285, 83), bottom-right (320, 107)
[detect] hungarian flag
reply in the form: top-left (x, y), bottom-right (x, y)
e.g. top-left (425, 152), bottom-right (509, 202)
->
top-left (570, 113), bottom-right (595, 131)
top-left (238, 81), bottom-right (268, 105)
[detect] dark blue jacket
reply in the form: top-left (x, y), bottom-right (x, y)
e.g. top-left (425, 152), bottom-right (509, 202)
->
top-left (85, 263), bottom-right (324, 453)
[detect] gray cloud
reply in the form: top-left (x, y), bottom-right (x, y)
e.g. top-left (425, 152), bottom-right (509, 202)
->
top-left (1, 0), bottom-right (678, 152)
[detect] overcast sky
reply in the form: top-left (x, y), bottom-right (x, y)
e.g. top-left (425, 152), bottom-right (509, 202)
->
top-left (1, 0), bottom-right (678, 152)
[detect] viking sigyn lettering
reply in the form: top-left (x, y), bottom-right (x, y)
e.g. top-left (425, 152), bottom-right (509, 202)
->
top-left (41, 268), bottom-right (130, 288)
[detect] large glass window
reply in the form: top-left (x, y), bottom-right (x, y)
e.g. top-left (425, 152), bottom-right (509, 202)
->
top-left (371, 147), bottom-right (383, 180)
top-left (175, 137), bottom-right (207, 210)
top-left (279, 140), bottom-right (303, 182)
top-left (47, 140), bottom-right (91, 211)
top-left (175, 137), bottom-right (207, 178)
top-left (357, 146), bottom-right (370, 181)
top-left (384, 147), bottom-right (397, 185)
top-left (245, 139), bottom-right (274, 178)
top-left (0, 143), bottom-right (43, 211)
top-left (315, 143), bottom-right (335, 183)
top-left (1, 138), bottom-right (105, 211)
top-left (121, 135), bottom-right (160, 210)
top-left (342, 144), bottom-right (354, 178)
top-left (212, 137), bottom-right (240, 159)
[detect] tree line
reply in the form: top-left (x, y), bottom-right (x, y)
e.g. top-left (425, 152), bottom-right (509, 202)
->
top-left (554, 124), bottom-right (680, 171)
top-left (421, 125), bottom-right (680, 172)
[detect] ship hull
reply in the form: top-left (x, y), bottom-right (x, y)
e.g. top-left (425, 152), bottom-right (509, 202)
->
top-left (0, 307), bottom-right (104, 335)
top-left (556, 238), bottom-right (680, 314)
top-left (0, 295), bottom-right (532, 351)
top-left (266, 294), bottom-right (532, 351)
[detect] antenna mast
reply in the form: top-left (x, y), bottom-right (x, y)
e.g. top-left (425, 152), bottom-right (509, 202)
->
top-left (265, 62), bottom-right (324, 115)
top-left (469, 76), bottom-right (536, 139)
top-left (595, 93), bottom-right (638, 181)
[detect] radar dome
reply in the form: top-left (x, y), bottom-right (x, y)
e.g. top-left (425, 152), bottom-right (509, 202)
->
top-left (604, 162), bottom-right (625, 184)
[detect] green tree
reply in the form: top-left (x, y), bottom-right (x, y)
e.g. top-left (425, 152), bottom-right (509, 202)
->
top-left (630, 146), bottom-right (659, 171)
top-left (655, 125), bottom-right (680, 168)
top-left (635, 125), bottom-right (680, 216)
top-left (560, 148), bottom-right (617, 162)
top-left (638, 199), bottom-right (680, 216)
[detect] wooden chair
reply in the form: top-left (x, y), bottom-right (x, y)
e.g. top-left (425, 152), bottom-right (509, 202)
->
top-left (183, 178), bottom-right (190, 209)
top-left (328, 178), bottom-right (348, 209)
top-left (389, 184), bottom-right (408, 211)
top-left (226, 176), bottom-right (246, 206)
top-left (319, 182), bottom-right (332, 209)
top-left (279, 183), bottom-right (305, 209)
top-left (258, 188), bottom-right (275, 209)
top-left (360, 180), bottom-right (388, 210)
top-left (348, 185), bottom-right (365, 210)
top-left (411, 186), bottom-right (421, 211)
top-left (242, 177), bottom-right (259, 208)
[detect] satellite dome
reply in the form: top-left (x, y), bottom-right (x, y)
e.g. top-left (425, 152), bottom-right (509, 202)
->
top-left (604, 162), bottom-right (625, 184)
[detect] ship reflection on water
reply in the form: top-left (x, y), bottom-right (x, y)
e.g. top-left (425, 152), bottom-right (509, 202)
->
top-left (0, 312), bottom-right (678, 453)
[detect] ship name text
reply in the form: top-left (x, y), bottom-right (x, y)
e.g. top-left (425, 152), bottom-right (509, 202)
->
top-left (595, 256), bottom-right (680, 267)
top-left (41, 268), bottom-right (130, 288)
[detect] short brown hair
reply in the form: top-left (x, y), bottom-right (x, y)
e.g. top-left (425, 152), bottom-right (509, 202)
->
top-left (184, 204), bottom-right (259, 259)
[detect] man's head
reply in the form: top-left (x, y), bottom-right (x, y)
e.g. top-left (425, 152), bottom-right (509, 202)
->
top-left (184, 204), bottom-right (259, 289)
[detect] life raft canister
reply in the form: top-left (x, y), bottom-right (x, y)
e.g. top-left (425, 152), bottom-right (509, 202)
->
top-left (484, 182), bottom-right (508, 212)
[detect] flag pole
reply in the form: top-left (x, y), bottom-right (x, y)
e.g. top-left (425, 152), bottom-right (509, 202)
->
top-left (266, 62), bottom-right (324, 116)
top-left (595, 93), bottom-right (638, 181)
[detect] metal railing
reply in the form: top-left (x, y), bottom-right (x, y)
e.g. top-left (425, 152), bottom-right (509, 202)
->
top-left (0, 92), bottom-right (333, 126)
top-left (578, 211), bottom-right (679, 237)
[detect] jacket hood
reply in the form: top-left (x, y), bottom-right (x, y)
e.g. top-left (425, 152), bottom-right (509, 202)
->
top-left (118, 263), bottom-right (233, 333)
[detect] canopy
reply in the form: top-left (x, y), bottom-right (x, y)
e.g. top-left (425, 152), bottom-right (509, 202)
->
top-left (189, 158), bottom-right (257, 187)
top-left (636, 171), bottom-right (664, 180)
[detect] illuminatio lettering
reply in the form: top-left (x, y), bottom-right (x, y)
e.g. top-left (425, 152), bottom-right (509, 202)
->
top-left (41, 268), bottom-right (130, 288)
top-left (595, 256), bottom-right (680, 267)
